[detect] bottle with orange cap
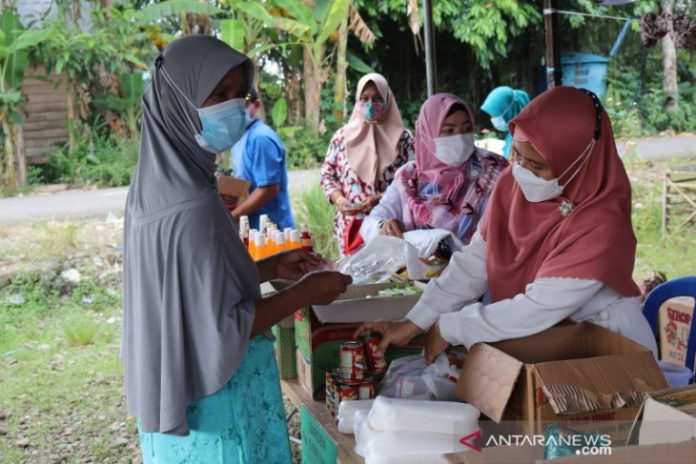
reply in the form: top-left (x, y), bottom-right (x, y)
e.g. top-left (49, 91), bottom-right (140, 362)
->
top-left (289, 230), bottom-right (302, 250)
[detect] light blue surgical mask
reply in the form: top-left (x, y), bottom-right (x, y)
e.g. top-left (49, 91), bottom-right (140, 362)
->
top-left (194, 98), bottom-right (247, 153)
top-left (159, 66), bottom-right (247, 154)
top-left (491, 116), bottom-right (508, 132)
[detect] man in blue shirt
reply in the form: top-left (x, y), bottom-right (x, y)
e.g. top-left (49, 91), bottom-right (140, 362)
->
top-left (231, 87), bottom-right (295, 230)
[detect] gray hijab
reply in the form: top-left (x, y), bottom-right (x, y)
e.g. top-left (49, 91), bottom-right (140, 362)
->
top-left (122, 36), bottom-right (260, 435)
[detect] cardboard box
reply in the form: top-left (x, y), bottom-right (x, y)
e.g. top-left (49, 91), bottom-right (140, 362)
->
top-left (629, 385), bottom-right (696, 445)
top-left (216, 175), bottom-right (250, 211)
top-left (268, 280), bottom-right (425, 398)
top-left (271, 314), bottom-right (296, 380)
top-left (294, 311), bottom-right (422, 398)
top-left (658, 296), bottom-right (695, 367)
top-left (444, 445), bottom-right (543, 464)
top-left (536, 440), bottom-right (696, 464)
top-left (455, 323), bottom-right (669, 444)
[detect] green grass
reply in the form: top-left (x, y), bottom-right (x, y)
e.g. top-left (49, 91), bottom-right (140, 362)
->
top-left (293, 183), bottom-right (339, 261)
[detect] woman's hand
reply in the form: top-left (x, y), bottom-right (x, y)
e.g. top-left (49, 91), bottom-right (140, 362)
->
top-left (352, 319), bottom-right (423, 356)
top-left (337, 197), bottom-right (361, 216)
top-left (360, 194), bottom-right (382, 214)
top-left (424, 322), bottom-right (450, 365)
top-left (273, 249), bottom-right (323, 281)
top-left (297, 271), bottom-right (352, 305)
top-left (379, 218), bottom-right (404, 238)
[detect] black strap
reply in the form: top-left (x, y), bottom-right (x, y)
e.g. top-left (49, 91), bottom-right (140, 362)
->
top-left (579, 88), bottom-right (603, 140)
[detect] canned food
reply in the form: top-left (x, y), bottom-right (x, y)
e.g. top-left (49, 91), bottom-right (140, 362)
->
top-left (340, 341), bottom-right (366, 381)
top-left (325, 370), bottom-right (337, 414)
top-left (359, 378), bottom-right (377, 400)
top-left (360, 331), bottom-right (387, 376)
top-left (337, 382), bottom-right (359, 403)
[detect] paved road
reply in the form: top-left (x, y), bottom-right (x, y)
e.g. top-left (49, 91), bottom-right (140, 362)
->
top-left (0, 169), bottom-right (321, 226)
top-left (1, 134), bottom-right (695, 226)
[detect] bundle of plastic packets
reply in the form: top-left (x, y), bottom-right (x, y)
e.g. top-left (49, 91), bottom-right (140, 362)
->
top-left (337, 396), bottom-right (480, 464)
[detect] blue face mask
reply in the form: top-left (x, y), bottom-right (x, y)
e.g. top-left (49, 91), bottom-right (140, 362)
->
top-left (491, 115), bottom-right (508, 132)
top-left (158, 66), bottom-right (247, 154)
top-left (194, 98), bottom-right (247, 153)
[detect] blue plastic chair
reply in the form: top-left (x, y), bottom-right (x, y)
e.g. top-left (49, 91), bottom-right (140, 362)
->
top-left (643, 276), bottom-right (696, 383)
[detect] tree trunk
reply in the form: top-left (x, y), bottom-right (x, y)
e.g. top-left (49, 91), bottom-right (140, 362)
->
top-left (333, 16), bottom-right (349, 124)
top-left (661, 1), bottom-right (679, 111)
top-left (67, 80), bottom-right (77, 156)
top-left (303, 47), bottom-right (322, 133)
top-left (15, 123), bottom-right (26, 187)
top-left (2, 119), bottom-right (16, 191)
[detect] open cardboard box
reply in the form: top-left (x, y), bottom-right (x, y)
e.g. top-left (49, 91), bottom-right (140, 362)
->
top-left (455, 323), bottom-right (669, 444)
top-left (628, 384), bottom-right (696, 446)
top-left (269, 279), bottom-right (424, 323)
top-left (269, 279), bottom-right (425, 398)
top-left (217, 175), bottom-right (250, 211)
top-left (535, 440), bottom-right (696, 464)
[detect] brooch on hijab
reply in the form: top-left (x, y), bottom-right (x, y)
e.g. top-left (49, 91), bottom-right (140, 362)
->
top-left (469, 167), bottom-right (480, 179)
top-left (559, 200), bottom-right (574, 217)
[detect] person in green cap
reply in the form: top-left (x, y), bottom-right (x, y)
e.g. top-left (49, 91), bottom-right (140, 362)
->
top-left (480, 86), bottom-right (530, 159)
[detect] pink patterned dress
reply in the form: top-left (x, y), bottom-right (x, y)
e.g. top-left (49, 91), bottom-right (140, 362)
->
top-left (321, 127), bottom-right (414, 256)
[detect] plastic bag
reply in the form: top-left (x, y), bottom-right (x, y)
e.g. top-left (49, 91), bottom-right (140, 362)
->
top-left (362, 430), bottom-right (472, 464)
top-left (354, 410), bottom-right (372, 457)
top-left (337, 399), bottom-right (374, 434)
top-left (337, 236), bottom-right (409, 284)
top-left (377, 355), bottom-right (433, 400)
top-left (421, 353), bottom-right (462, 401)
top-left (402, 229), bottom-right (464, 258)
top-left (366, 396), bottom-right (480, 437)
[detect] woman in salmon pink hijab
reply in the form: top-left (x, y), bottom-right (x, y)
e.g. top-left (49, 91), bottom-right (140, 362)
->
top-left (355, 87), bottom-right (657, 362)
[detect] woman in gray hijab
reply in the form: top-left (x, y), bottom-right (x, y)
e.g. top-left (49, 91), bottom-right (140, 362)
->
top-left (122, 36), bottom-right (351, 463)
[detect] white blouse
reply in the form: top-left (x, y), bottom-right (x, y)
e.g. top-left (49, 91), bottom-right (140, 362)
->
top-left (406, 230), bottom-right (658, 355)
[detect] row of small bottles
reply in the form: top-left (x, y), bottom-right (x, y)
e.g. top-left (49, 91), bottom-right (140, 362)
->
top-left (239, 214), bottom-right (313, 261)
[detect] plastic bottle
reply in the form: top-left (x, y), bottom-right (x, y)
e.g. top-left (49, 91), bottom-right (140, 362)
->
top-left (255, 234), bottom-right (267, 260)
top-left (275, 231), bottom-right (286, 253)
top-left (289, 230), bottom-right (302, 250)
top-left (259, 215), bottom-right (269, 235)
top-left (246, 230), bottom-right (256, 258)
top-left (284, 227), bottom-right (292, 243)
top-left (300, 225), bottom-right (314, 253)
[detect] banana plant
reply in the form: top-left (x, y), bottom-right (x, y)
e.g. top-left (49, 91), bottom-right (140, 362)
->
top-left (0, 10), bottom-right (56, 190)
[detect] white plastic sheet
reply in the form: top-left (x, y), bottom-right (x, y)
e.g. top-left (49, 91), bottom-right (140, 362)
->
top-left (366, 396), bottom-right (480, 437)
top-left (377, 355), bottom-right (433, 400)
top-left (337, 399), bottom-right (374, 434)
top-left (362, 430), bottom-right (472, 464)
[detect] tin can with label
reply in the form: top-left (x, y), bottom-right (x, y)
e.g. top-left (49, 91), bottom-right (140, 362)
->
top-left (340, 341), bottom-right (366, 381)
top-left (325, 369), bottom-right (337, 414)
top-left (337, 382), bottom-right (359, 404)
top-left (360, 331), bottom-right (387, 376)
top-left (359, 378), bottom-right (377, 400)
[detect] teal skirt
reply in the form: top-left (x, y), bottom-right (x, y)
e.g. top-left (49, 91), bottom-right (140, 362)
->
top-left (138, 336), bottom-right (293, 464)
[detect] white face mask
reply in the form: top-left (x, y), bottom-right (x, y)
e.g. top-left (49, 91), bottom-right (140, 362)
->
top-left (512, 139), bottom-right (596, 203)
top-left (433, 133), bottom-right (475, 167)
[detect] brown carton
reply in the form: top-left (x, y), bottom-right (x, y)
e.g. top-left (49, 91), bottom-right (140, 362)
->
top-left (629, 384), bottom-right (696, 445)
top-left (536, 440), bottom-right (696, 464)
top-left (444, 444), bottom-right (543, 463)
top-left (455, 323), bottom-right (669, 444)
top-left (216, 175), bottom-right (250, 212)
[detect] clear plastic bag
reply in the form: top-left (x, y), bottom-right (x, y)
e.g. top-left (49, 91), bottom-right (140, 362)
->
top-left (377, 354), bottom-right (433, 400)
top-left (337, 236), bottom-right (408, 284)
top-left (422, 353), bottom-right (462, 401)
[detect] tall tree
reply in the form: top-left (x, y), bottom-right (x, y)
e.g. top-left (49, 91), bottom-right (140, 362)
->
top-left (661, 0), bottom-right (679, 111)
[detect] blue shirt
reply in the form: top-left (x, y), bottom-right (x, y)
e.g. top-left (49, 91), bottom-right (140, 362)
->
top-left (231, 120), bottom-right (295, 230)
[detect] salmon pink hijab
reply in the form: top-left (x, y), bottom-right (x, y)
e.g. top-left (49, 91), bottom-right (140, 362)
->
top-left (480, 86), bottom-right (640, 302)
top-left (344, 73), bottom-right (406, 185)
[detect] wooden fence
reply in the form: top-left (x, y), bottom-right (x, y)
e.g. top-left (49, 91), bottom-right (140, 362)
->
top-left (662, 167), bottom-right (696, 237)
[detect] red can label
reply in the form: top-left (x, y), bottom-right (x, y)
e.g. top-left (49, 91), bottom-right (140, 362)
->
top-left (359, 379), bottom-right (377, 400)
top-left (360, 331), bottom-right (387, 376)
top-left (337, 383), bottom-right (359, 403)
top-left (340, 341), bottom-right (366, 381)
